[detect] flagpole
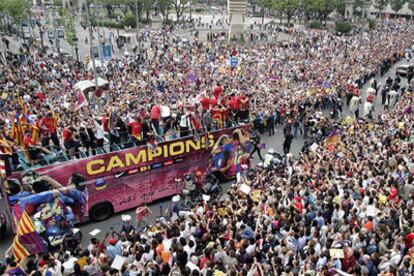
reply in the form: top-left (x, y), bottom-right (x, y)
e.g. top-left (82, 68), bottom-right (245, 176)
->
top-left (86, 0), bottom-right (98, 88)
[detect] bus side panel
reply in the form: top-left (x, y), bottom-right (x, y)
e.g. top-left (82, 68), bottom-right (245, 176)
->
top-left (5, 125), bottom-right (250, 230)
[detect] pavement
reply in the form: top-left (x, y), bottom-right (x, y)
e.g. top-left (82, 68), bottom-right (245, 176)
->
top-left (0, 56), bottom-right (412, 255)
top-left (0, 9), bottom-right (281, 61)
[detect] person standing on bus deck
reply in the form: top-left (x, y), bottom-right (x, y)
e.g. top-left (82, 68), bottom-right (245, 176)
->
top-left (229, 92), bottom-right (240, 122)
top-left (151, 104), bottom-right (161, 137)
top-left (93, 118), bottom-right (104, 149)
top-left (160, 104), bottom-right (172, 137)
top-left (237, 91), bottom-right (250, 121)
top-left (128, 116), bottom-right (143, 147)
top-left (179, 108), bottom-right (192, 137)
top-left (108, 112), bottom-right (120, 151)
top-left (200, 91), bottom-right (211, 115)
top-left (63, 126), bottom-right (81, 159)
top-left (40, 111), bottom-right (61, 150)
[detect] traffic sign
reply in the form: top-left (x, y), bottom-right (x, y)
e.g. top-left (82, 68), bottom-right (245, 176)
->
top-left (47, 30), bottom-right (55, 39)
top-left (91, 46), bottom-right (100, 59)
top-left (230, 57), bottom-right (238, 68)
top-left (57, 29), bottom-right (65, 39)
top-left (101, 45), bottom-right (112, 60)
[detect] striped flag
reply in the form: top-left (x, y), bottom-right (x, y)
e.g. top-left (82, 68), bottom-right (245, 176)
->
top-left (0, 158), bottom-right (6, 177)
top-left (12, 212), bottom-right (48, 260)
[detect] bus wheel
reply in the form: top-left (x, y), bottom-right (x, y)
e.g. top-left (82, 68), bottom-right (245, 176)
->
top-left (89, 202), bottom-right (114, 222)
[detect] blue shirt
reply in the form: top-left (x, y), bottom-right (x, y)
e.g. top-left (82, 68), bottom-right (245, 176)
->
top-left (106, 241), bottom-right (122, 260)
top-left (241, 226), bottom-right (255, 239)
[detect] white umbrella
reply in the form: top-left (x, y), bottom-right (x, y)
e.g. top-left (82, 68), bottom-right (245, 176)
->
top-left (73, 80), bottom-right (95, 92)
top-left (92, 77), bottom-right (109, 87)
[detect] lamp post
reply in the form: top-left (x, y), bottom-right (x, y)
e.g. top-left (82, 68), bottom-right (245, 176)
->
top-left (86, 0), bottom-right (98, 87)
top-left (73, 35), bottom-right (80, 67)
top-left (39, 26), bottom-right (45, 52)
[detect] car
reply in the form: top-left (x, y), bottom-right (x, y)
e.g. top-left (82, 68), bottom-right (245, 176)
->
top-left (396, 64), bottom-right (414, 77)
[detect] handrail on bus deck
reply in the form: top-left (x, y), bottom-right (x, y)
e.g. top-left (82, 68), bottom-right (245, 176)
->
top-left (7, 122), bottom-right (250, 173)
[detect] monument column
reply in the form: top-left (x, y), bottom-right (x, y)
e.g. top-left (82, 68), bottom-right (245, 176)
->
top-left (345, 0), bottom-right (355, 19)
top-left (228, 0), bottom-right (248, 42)
top-left (363, 0), bottom-right (373, 19)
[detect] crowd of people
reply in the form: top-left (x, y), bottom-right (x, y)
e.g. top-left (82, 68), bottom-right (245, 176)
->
top-left (1, 16), bottom-right (414, 275)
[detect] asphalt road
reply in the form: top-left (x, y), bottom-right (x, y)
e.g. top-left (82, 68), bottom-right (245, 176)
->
top-left (0, 54), bottom-right (412, 256)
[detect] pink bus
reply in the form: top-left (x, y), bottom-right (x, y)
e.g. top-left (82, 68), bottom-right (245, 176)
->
top-left (0, 125), bottom-right (250, 236)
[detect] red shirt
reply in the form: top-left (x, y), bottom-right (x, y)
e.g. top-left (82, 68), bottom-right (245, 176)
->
top-left (213, 86), bottom-right (222, 99)
top-left (237, 95), bottom-right (249, 110)
top-left (129, 122), bottom-right (142, 139)
top-left (35, 92), bottom-right (45, 102)
top-left (23, 134), bottom-right (34, 148)
top-left (210, 98), bottom-right (218, 108)
top-left (62, 128), bottom-right (72, 142)
top-left (220, 96), bottom-right (228, 107)
top-left (405, 233), bottom-right (414, 248)
top-left (229, 96), bottom-right (240, 110)
top-left (200, 97), bottom-right (210, 111)
top-left (102, 116), bottom-right (109, 132)
top-left (295, 201), bottom-right (303, 214)
top-left (151, 105), bottom-right (161, 120)
top-left (40, 116), bottom-right (56, 134)
top-left (367, 94), bottom-right (375, 103)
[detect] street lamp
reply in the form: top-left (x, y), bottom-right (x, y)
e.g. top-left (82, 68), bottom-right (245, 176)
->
top-left (39, 26), bottom-right (45, 52)
top-left (73, 35), bottom-right (80, 66)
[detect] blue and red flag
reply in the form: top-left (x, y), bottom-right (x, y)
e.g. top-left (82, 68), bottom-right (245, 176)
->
top-left (12, 211), bottom-right (47, 260)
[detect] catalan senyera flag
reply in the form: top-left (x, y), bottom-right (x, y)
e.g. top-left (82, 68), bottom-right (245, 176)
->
top-left (12, 212), bottom-right (47, 260)
top-left (31, 125), bottom-right (40, 145)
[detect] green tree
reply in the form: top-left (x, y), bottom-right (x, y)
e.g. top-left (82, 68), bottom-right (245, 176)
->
top-left (170, 0), bottom-right (189, 22)
top-left (59, 8), bottom-right (76, 45)
top-left (302, 0), bottom-right (336, 22)
top-left (0, 0), bottom-right (30, 25)
top-left (273, 0), bottom-right (300, 25)
top-left (375, 0), bottom-right (389, 17)
top-left (156, 0), bottom-right (172, 21)
top-left (142, 0), bottom-right (155, 21)
top-left (390, 0), bottom-right (405, 13)
top-left (100, 0), bottom-right (119, 17)
top-left (249, 0), bottom-right (273, 26)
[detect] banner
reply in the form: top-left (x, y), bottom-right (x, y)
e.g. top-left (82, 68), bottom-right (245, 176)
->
top-left (3, 126), bottom-right (250, 232)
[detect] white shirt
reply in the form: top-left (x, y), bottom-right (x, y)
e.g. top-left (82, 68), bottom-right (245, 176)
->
top-left (161, 105), bottom-right (171, 118)
top-left (246, 243), bottom-right (256, 254)
top-left (95, 123), bottom-right (104, 139)
top-left (184, 244), bottom-right (196, 257)
top-left (180, 114), bottom-right (190, 128)
top-left (62, 257), bottom-right (77, 275)
top-left (186, 261), bottom-right (200, 273)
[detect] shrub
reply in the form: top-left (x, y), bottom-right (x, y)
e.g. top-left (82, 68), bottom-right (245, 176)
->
top-left (368, 19), bottom-right (376, 30)
top-left (335, 21), bottom-right (353, 35)
top-left (309, 21), bottom-right (322, 29)
top-left (122, 15), bottom-right (136, 28)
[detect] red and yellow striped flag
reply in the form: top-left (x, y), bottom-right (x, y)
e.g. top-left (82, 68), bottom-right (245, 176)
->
top-left (12, 212), bottom-right (47, 260)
